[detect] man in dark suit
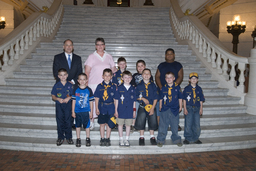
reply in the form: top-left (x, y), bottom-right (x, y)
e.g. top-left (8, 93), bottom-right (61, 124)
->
top-left (53, 39), bottom-right (82, 131)
top-left (53, 39), bottom-right (82, 85)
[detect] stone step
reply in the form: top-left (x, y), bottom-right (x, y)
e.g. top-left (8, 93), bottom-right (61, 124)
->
top-left (57, 29), bottom-right (173, 34)
top-left (0, 134), bottom-right (255, 154)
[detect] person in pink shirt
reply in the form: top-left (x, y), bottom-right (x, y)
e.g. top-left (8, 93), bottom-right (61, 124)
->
top-left (84, 37), bottom-right (116, 130)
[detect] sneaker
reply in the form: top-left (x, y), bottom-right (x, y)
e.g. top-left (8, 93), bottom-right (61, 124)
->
top-left (76, 138), bottom-right (81, 147)
top-left (124, 140), bottom-right (130, 147)
top-left (119, 140), bottom-right (124, 147)
top-left (105, 138), bottom-right (111, 146)
top-left (183, 139), bottom-right (190, 144)
top-left (139, 137), bottom-right (145, 146)
top-left (90, 122), bottom-right (94, 130)
top-left (67, 138), bottom-right (74, 144)
top-left (194, 139), bottom-right (202, 144)
top-left (177, 142), bottom-right (183, 147)
top-left (150, 137), bottom-right (157, 145)
top-left (178, 125), bottom-right (182, 131)
top-left (86, 138), bottom-right (91, 147)
top-left (157, 142), bottom-right (163, 147)
top-left (100, 138), bottom-right (105, 146)
top-left (56, 139), bottom-right (64, 146)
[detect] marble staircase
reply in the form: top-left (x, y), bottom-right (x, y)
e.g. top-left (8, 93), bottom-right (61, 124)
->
top-left (0, 6), bottom-right (255, 154)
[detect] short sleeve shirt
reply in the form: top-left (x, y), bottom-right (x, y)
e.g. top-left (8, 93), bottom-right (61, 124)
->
top-left (51, 81), bottom-right (73, 104)
top-left (136, 80), bottom-right (158, 106)
top-left (112, 69), bottom-right (123, 86)
top-left (131, 73), bottom-right (154, 87)
top-left (183, 84), bottom-right (205, 107)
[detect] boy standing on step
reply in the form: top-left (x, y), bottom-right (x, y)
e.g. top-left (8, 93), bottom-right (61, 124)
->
top-left (114, 71), bottom-right (136, 147)
top-left (51, 68), bottom-right (73, 146)
top-left (112, 57), bottom-right (127, 86)
top-left (157, 72), bottom-right (183, 147)
top-left (183, 72), bottom-right (205, 144)
top-left (72, 73), bottom-right (94, 147)
top-left (135, 68), bottom-right (158, 146)
top-left (94, 68), bottom-right (116, 146)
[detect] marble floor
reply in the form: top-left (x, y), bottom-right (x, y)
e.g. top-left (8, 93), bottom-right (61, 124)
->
top-left (0, 148), bottom-right (256, 170)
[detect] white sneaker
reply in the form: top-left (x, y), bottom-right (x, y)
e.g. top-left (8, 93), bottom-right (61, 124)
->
top-left (90, 121), bottom-right (94, 130)
top-left (124, 140), bottom-right (130, 147)
top-left (119, 140), bottom-right (124, 146)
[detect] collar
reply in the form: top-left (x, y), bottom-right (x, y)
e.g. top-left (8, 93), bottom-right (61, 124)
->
top-left (65, 52), bottom-right (72, 60)
top-left (101, 81), bottom-right (112, 86)
top-left (94, 51), bottom-right (108, 62)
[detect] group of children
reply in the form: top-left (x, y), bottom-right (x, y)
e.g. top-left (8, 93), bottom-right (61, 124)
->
top-left (51, 56), bottom-right (205, 148)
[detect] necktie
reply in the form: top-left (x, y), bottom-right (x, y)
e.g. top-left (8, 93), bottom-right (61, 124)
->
top-left (168, 87), bottom-right (172, 102)
top-left (68, 54), bottom-right (71, 69)
top-left (144, 82), bottom-right (150, 97)
top-left (192, 88), bottom-right (196, 104)
top-left (103, 85), bottom-right (111, 101)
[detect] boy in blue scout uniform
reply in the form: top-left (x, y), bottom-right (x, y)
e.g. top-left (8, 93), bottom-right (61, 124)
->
top-left (112, 57), bottom-right (127, 86)
top-left (135, 68), bottom-right (158, 146)
top-left (183, 72), bottom-right (205, 144)
top-left (114, 71), bottom-right (136, 147)
top-left (72, 73), bottom-right (94, 147)
top-left (51, 68), bottom-right (74, 146)
top-left (157, 72), bottom-right (183, 147)
top-left (94, 68), bottom-right (116, 146)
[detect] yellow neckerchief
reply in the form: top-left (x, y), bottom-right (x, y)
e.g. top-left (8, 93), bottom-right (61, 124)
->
top-left (101, 82), bottom-right (111, 101)
top-left (166, 82), bottom-right (178, 103)
top-left (144, 81), bottom-right (150, 97)
top-left (192, 86), bottom-right (196, 104)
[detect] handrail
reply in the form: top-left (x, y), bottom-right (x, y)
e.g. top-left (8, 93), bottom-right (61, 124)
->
top-left (169, 0), bottom-right (248, 102)
top-left (0, 0), bottom-right (63, 74)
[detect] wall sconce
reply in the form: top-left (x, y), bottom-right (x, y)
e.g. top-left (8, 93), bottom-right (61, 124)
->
top-left (117, 0), bottom-right (122, 5)
top-left (227, 15), bottom-right (246, 54)
top-left (252, 25), bottom-right (256, 48)
top-left (0, 16), bottom-right (6, 30)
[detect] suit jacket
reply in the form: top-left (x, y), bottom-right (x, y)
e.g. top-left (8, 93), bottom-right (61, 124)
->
top-left (53, 52), bottom-right (82, 85)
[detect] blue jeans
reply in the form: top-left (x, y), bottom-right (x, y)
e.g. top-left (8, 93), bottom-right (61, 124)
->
top-left (184, 105), bottom-right (201, 142)
top-left (157, 108), bottom-right (181, 144)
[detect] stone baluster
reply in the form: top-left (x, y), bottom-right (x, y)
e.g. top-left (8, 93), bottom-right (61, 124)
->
top-left (237, 62), bottom-right (245, 92)
top-left (37, 21), bottom-right (40, 37)
top-left (24, 31), bottom-right (29, 50)
top-left (43, 18), bottom-right (46, 37)
top-left (33, 24), bottom-right (37, 41)
top-left (192, 27), bottom-right (196, 44)
top-left (211, 47), bottom-right (216, 68)
top-left (195, 30), bottom-right (199, 48)
top-left (202, 38), bottom-right (207, 58)
top-left (186, 22), bottom-right (190, 39)
top-left (221, 55), bottom-right (229, 80)
top-left (29, 27), bottom-right (33, 45)
top-left (40, 18), bottom-right (43, 36)
top-left (3, 48), bottom-right (9, 67)
top-left (216, 52), bottom-right (222, 74)
top-left (206, 43), bottom-right (211, 62)
top-left (20, 35), bottom-right (24, 54)
top-left (199, 34), bottom-right (202, 53)
top-left (14, 39), bottom-right (20, 60)
top-left (229, 59), bottom-right (237, 87)
top-left (189, 26), bottom-right (193, 41)
top-left (8, 44), bottom-right (14, 65)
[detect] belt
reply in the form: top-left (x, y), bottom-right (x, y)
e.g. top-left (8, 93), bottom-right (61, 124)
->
top-left (101, 102), bottom-right (114, 105)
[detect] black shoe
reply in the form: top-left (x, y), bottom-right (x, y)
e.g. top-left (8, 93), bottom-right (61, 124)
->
top-left (178, 125), bottom-right (182, 131)
top-left (194, 139), bottom-right (202, 144)
top-left (183, 139), bottom-right (190, 144)
top-left (105, 138), bottom-right (111, 146)
top-left (86, 138), bottom-right (91, 147)
top-left (100, 138), bottom-right (105, 146)
top-left (56, 139), bottom-right (64, 146)
top-left (67, 138), bottom-right (74, 144)
top-left (139, 137), bottom-right (145, 146)
top-left (76, 138), bottom-right (81, 147)
top-left (150, 137), bottom-right (157, 145)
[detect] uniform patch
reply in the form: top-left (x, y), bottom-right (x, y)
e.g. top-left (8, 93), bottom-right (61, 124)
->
top-left (57, 93), bottom-right (62, 97)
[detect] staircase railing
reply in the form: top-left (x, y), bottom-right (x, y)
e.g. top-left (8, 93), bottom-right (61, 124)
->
top-left (0, 0), bottom-right (63, 85)
top-left (169, 0), bottom-right (248, 103)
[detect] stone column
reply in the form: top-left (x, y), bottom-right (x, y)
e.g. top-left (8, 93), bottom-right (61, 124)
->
top-left (144, 0), bottom-right (154, 6)
top-left (245, 47), bottom-right (256, 115)
top-left (83, 0), bottom-right (93, 4)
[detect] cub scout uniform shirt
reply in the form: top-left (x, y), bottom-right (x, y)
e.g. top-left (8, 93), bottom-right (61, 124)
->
top-left (183, 84), bottom-right (205, 107)
top-left (160, 83), bottom-right (183, 116)
top-left (94, 81), bottom-right (116, 115)
top-left (112, 69), bottom-right (123, 86)
top-left (136, 80), bottom-right (158, 106)
top-left (51, 81), bottom-right (73, 104)
top-left (114, 84), bottom-right (136, 119)
top-left (72, 85), bottom-right (94, 113)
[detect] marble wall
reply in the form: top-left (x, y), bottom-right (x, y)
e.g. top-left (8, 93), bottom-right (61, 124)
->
top-left (219, 0), bottom-right (256, 57)
top-left (0, 1), bottom-right (14, 42)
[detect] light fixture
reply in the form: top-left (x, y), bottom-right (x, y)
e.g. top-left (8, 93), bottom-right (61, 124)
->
top-left (117, 0), bottom-right (122, 5)
top-left (0, 16), bottom-right (6, 30)
top-left (227, 15), bottom-right (246, 54)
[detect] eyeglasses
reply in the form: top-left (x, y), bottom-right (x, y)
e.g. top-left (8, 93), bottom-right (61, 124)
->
top-left (96, 44), bottom-right (105, 46)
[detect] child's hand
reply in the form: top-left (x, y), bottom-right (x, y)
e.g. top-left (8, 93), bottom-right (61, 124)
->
top-left (114, 112), bottom-right (118, 118)
top-left (96, 108), bottom-right (100, 115)
top-left (89, 112), bottom-right (93, 119)
top-left (133, 111), bottom-right (136, 118)
top-left (199, 108), bottom-right (203, 115)
top-left (72, 112), bottom-right (76, 118)
top-left (179, 107), bottom-right (182, 113)
top-left (57, 98), bottom-right (64, 103)
top-left (142, 98), bottom-right (149, 105)
top-left (183, 109), bottom-right (188, 115)
top-left (149, 107), bottom-right (154, 116)
top-left (63, 98), bottom-right (69, 103)
top-left (159, 104), bottom-right (162, 111)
